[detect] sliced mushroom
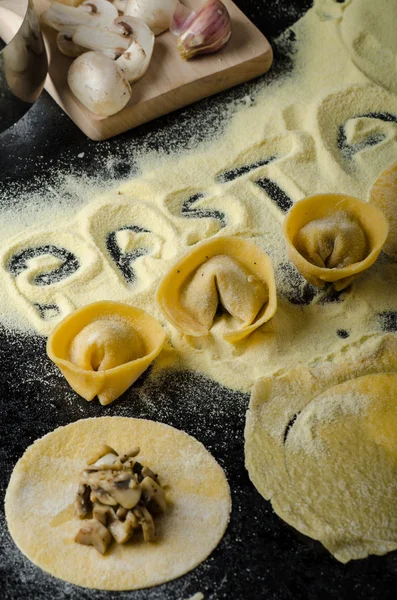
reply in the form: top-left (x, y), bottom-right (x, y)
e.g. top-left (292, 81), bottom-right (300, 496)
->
top-left (74, 445), bottom-right (167, 553)
top-left (113, 17), bottom-right (154, 82)
top-left (74, 483), bottom-right (91, 518)
top-left (57, 31), bottom-right (87, 57)
top-left (112, 478), bottom-right (142, 509)
top-left (85, 461), bottom-right (123, 471)
top-left (56, 0), bottom-right (85, 5)
top-left (91, 488), bottom-right (119, 506)
top-left (141, 465), bottom-right (157, 481)
top-left (92, 503), bottom-right (116, 525)
top-left (67, 51), bottom-right (132, 117)
top-left (42, 0), bottom-right (118, 32)
top-left (140, 476), bottom-right (167, 513)
top-left (119, 447), bottom-right (140, 463)
top-left (116, 506), bottom-right (128, 519)
top-left (114, 0), bottom-right (128, 11)
top-left (132, 460), bottom-right (143, 479)
top-left (83, 467), bottom-right (122, 489)
top-left (72, 25), bottom-right (131, 59)
top-left (75, 519), bottom-right (112, 554)
top-left (87, 444), bottom-right (118, 465)
top-left (126, 509), bottom-right (139, 528)
top-left (133, 506), bottom-right (156, 542)
top-left (93, 503), bottom-right (136, 543)
top-left (108, 517), bottom-right (135, 544)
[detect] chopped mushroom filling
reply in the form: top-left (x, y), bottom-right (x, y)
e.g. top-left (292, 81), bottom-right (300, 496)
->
top-left (74, 445), bottom-right (167, 554)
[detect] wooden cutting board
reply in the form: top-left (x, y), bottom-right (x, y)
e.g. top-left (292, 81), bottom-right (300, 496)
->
top-left (0, 0), bottom-right (272, 140)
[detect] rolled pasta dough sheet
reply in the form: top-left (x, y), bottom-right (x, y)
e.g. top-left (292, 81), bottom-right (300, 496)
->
top-left (245, 333), bottom-right (397, 562)
top-left (5, 417), bottom-right (231, 590)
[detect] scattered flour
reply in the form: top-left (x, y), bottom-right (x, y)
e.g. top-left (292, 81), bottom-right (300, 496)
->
top-left (1, 0), bottom-right (397, 392)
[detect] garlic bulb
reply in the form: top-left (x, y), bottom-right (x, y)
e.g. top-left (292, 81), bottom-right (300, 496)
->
top-left (68, 51), bottom-right (132, 116)
top-left (170, 0), bottom-right (232, 60)
top-left (125, 0), bottom-right (178, 36)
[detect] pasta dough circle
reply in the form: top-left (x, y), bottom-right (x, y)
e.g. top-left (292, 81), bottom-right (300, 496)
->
top-left (285, 373), bottom-right (397, 561)
top-left (370, 160), bottom-right (397, 261)
top-left (5, 417), bottom-right (231, 590)
top-left (283, 194), bottom-right (389, 290)
top-left (47, 301), bottom-right (165, 405)
top-left (245, 334), bottom-right (397, 563)
top-left (156, 236), bottom-right (277, 343)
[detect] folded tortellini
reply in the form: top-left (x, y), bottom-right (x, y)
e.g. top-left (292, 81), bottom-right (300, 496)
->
top-left (283, 194), bottom-right (389, 291)
top-left (47, 301), bottom-right (165, 405)
top-left (156, 236), bottom-right (277, 343)
top-left (370, 159), bottom-right (397, 262)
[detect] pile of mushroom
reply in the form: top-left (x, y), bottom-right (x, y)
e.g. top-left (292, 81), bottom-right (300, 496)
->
top-left (42, 0), bottom-right (157, 116)
top-left (74, 444), bottom-right (167, 554)
top-left (42, 0), bottom-right (232, 116)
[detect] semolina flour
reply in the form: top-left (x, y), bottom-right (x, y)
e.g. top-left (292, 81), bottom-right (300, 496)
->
top-left (1, 0), bottom-right (397, 392)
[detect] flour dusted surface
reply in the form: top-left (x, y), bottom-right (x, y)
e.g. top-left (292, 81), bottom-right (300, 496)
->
top-left (0, 0), bottom-right (397, 392)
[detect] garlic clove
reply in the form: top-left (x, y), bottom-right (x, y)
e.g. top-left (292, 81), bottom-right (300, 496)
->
top-left (170, 2), bottom-right (196, 36)
top-left (68, 51), bottom-right (132, 116)
top-left (72, 25), bottom-right (131, 59)
top-left (57, 30), bottom-right (87, 57)
top-left (125, 0), bottom-right (178, 36)
top-left (171, 0), bottom-right (232, 60)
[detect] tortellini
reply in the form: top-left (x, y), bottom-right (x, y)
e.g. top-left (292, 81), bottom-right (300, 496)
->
top-left (370, 159), bottom-right (397, 262)
top-left (156, 236), bottom-right (277, 343)
top-left (47, 301), bottom-right (165, 405)
top-left (283, 193), bottom-right (389, 291)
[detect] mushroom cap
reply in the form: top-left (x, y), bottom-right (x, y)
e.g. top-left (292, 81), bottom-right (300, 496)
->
top-left (67, 51), bottom-right (132, 117)
top-left (125, 0), bottom-right (178, 36)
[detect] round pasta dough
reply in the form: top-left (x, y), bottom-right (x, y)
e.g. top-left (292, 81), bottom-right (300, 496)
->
top-left (370, 159), bottom-right (397, 261)
top-left (245, 333), bottom-right (397, 563)
top-left (5, 417), bottom-right (231, 590)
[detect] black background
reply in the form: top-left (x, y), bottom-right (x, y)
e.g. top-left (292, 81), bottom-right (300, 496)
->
top-left (1, 1), bottom-right (397, 599)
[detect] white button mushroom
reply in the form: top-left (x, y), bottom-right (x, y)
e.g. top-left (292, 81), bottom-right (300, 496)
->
top-left (42, 0), bottom-right (118, 33)
top-left (113, 0), bottom-right (128, 11)
top-left (72, 25), bottom-right (132, 59)
top-left (57, 30), bottom-right (87, 57)
top-left (67, 51), bottom-right (132, 116)
top-left (124, 0), bottom-right (178, 35)
top-left (113, 17), bottom-right (154, 82)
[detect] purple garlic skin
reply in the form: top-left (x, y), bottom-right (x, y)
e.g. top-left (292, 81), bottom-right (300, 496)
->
top-left (171, 0), bottom-right (232, 60)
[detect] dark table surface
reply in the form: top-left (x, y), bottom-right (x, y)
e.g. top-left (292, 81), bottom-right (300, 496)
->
top-left (1, 1), bottom-right (397, 599)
